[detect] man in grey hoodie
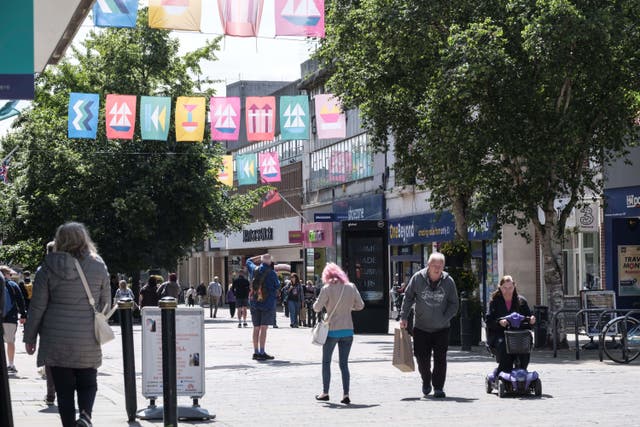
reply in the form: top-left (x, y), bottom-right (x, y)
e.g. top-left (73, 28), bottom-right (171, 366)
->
top-left (400, 252), bottom-right (459, 399)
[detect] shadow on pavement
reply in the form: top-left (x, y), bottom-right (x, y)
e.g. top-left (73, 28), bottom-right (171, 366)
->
top-left (205, 364), bottom-right (255, 370)
top-left (321, 403), bottom-right (380, 409)
top-left (38, 406), bottom-right (58, 413)
top-left (401, 396), bottom-right (478, 403)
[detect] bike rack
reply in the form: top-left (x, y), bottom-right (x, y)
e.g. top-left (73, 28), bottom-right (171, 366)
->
top-left (596, 309), bottom-right (636, 362)
top-left (552, 309), bottom-right (580, 358)
top-left (574, 308), bottom-right (612, 360)
top-left (621, 310), bottom-right (640, 362)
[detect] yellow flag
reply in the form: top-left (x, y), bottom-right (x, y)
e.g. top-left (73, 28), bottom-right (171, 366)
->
top-left (175, 96), bottom-right (205, 142)
top-left (149, 0), bottom-right (202, 31)
top-left (218, 155), bottom-right (234, 187)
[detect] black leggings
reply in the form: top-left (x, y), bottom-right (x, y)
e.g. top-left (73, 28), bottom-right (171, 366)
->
top-left (495, 338), bottom-right (530, 373)
top-left (50, 366), bottom-right (97, 427)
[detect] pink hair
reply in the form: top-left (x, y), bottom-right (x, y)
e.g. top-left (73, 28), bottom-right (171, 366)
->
top-left (322, 262), bottom-right (349, 285)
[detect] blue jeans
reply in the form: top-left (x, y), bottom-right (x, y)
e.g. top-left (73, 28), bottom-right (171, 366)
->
top-left (322, 336), bottom-right (353, 395)
top-left (287, 300), bottom-right (299, 326)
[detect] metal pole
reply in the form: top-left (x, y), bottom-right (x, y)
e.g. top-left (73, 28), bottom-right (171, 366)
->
top-left (118, 297), bottom-right (137, 422)
top-left (460, 291), bottom-right (472, 351)
top-left (160, 297), bottom-right (178, 427)
top-left (0, 324), bottom-right (14, 427)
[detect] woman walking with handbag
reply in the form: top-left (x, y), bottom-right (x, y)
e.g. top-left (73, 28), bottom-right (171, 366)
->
top-left (23, 222), bottom-right (110, 427)
top-left (313, 263), bottom-right (364, 404)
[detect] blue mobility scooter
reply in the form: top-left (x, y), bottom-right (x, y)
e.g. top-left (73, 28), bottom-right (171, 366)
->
top-left (485, 312), bottom-right (542, 398)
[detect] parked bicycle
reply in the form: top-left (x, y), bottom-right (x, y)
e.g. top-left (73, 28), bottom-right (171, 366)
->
top-left (599, 310), bottom-right (640, 364)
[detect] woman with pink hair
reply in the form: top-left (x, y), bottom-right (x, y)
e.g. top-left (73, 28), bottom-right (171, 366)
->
top-left (313, 262), bottom-right (365, 404)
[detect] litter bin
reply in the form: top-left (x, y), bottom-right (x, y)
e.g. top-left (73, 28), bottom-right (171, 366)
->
top-left (533, 305), bottom-right (548, 348)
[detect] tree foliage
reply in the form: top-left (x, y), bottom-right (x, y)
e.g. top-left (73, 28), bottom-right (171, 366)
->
top-left (319, 0), bottom-right (640, 312)
top-left (0, 10), bottom-right (265, 273)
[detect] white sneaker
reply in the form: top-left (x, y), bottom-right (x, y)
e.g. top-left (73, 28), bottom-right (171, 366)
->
top-left (7, 365), bottom-right (17, 374)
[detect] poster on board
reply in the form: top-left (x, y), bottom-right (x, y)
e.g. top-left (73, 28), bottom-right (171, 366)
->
top-left (618, 245), bottom-right (640, 296)
top-left (580, 290), bottom-right (616, 336)
top-left (141, 307), bottom-right (205, 398)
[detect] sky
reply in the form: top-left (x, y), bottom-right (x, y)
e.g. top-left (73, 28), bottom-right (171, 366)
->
top-left (0, 1), bottom-right (316, 137)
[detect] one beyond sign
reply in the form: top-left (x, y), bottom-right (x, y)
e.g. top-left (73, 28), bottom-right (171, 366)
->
top-left (141, 307), bottom-right (205, 398)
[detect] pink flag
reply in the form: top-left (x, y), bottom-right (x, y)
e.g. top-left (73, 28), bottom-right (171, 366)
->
top-left (211, 97), bottom-right (241, 141)
top-left (246, 96), bottom-right (276, 141)
top-left (105, 94), bottom-right (136, 140)
top-left (314, 94), bottom-right (346, 139)
top-left (259, 152), bottom-right (281, 183)
top-left (218, 0), bottom-right (264, 37)
top-left (275, 0), bottom-right (325, 37)
top-left (329, 151), bottom-right (352, 182)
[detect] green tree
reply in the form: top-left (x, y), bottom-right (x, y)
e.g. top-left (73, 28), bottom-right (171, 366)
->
top-left (319, 1), bottom-right (640, 316)
top-left (0, 9), bottom-right (265, 277)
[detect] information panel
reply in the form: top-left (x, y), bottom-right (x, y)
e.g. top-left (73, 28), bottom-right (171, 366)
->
top-left (141, 307), bottom-right (205, 398)
top-left (347, 236), bottom-right (385, 305)
top-left (580, 290), bottom-right (616, 336)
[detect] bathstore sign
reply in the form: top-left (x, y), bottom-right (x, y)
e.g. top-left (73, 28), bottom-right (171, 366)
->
top-left (243, 227), bottom-right (274, 242)
top-left (627, 194), bottom-right (640, 209)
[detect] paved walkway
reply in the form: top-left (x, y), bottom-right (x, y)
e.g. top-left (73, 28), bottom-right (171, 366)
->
top-left (6, 309), bottom-right (640, 426)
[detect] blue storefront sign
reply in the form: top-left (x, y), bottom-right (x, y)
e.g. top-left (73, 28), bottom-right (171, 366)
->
top-left (314, 213), bottom-right (335, 222)
top-left (0, 1), bottom-right (35, 99)
top-left (333, 193), bottom-right (384, 222)
top-left (388, 212), bottom-right (494, 245)
top-left (604, 186), bottom-right (640, 217)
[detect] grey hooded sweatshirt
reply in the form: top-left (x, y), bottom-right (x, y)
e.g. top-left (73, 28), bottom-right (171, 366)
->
top-left (400, 268), bottom-right (459, 333)
top-left (24, 252), bottom-right (110, 368)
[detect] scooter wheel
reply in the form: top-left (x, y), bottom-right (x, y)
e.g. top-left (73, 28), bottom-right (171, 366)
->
top-left (485, 377), bottom-right (493, 394)
top-left (534, 379), bottom-right (542, 397)
top-left (498, 381), bottom-right (506, 398)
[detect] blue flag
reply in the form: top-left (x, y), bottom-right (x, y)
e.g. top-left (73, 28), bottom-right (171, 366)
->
top-left (140, 96), bottom-right (171, 141)
top-left (93, 0), bottom-right (138, 28)
top-left (279, 95), bottom-right (309, 141)
top-left (68, 93), bottom-right (100, 139)
top-left (237, 154), bottom-right (258, 186)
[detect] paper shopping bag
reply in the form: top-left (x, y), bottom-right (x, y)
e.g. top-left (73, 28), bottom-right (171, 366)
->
top-left (392, 328), bottom-right (415, 372)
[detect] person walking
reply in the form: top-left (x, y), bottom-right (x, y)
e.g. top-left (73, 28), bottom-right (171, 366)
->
top-left (139, 276), bottom-right (160, 309)
top-left (286, 273), bottom-right (303, 328)
top-left (226, 285), bottom-right (236, 318)
top-left (23, 222), bottom-right (110, 427)
top-left (207, 277), bottom-right (223, 318)
top-left (158, 273), bottom-right (180, 299)
top-left (1, 265), bottom-right (27, 374)
top-left (233, 271), bottom-right (250, 328)
top-left (185, 284), bottom-right (197, 307)
top-left (313, 263), bottom-right (365, 404)
top-left (400, 252), bottom-right (459, 399)
top-left (246, 254), bottom-right (280, 360)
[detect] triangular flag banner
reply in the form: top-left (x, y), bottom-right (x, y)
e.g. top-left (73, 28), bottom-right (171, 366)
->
top-left (218, 155), bottom-right (234, 187)
top-left (211, 97), bottom-right (240, 141)
top-left (236, 153), bottom-right (257, 185)
top-left (93, 0), bottom-right (139, 28)
top-left (259, 151), bottom-right (281, 183)
top-left (246, 96), bottom-right (276, 141)
top-left (262, 189), bottom-right (282, 208)
top-left (140, 96), bottom-right (171, 141)
top-left (314, 94), bottom-right (346, 139)
top-left (329, 151), bottom-right (352, 182)
top-left (149, 0), bottom-right (201, 31)
top-left (218, 0), bottom-right (264, 37)
top-left (352, 151), bottom-right (372, 179)
top-left (68, 92), bottom-right (100, 139)
top-left (280, 95), bottom-right (309, 140)
top-left (175, 96), bottom-right (206, 142)
top-left (0, 161), bottom-right (8, 184)
top-left (275, 0), bottom-right (325, 37)
top-left (106, 94), bottom-right (137, 140)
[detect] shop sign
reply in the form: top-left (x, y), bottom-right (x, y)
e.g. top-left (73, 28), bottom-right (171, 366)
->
top-left (605, 187), bottom-right (640, 217)
top-left (303, 222), bottom-right (334, 248)
top-left (243, 227), bottom-right (274, 242)
top-left (288, 230), bottom-right (303, 244)
top-left (333, 193), bottom-right (384, 221)
top-left (314, 213), bottom-right (335, 222)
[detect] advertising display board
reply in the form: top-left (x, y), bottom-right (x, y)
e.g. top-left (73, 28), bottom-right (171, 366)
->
top-left (580, 290), bottom-right (617, 336)
top-left (141, 307), bottom-right (205, 398)
top-left (618, 245), bottom-right (640, 296)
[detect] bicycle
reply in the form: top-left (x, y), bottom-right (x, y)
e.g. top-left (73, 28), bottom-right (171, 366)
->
top-left (599, 311), bottom-right (640, 364)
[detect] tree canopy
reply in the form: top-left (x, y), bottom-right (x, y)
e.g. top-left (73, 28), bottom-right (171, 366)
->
top-left (0, 10), bottom-right (264, 273)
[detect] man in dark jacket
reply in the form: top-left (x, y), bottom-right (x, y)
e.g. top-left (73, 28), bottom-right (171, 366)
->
top-left (400, 252), bottom-right (459, 399)
top-left (1, 265), bottom-right (27, 374)
top-left (246, 254), bottom-right (280, 360)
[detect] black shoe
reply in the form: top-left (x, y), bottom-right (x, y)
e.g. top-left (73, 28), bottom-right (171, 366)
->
top-left (243, 322), bottom-right (248, 327)
top-left (252, 353), bottom-right (261, 360)
top-left (433, 389), bottom-right (446, 398)
top-left (262, 353), bottom-right (275, 360)
top-left (315, 394), bottom-right (329, 401)
top-left (75, 412), bottom-right (92, 427)
top-left (341, 396), bottom-right (351, 404)
top-left (238, 323), bottom-right (242, 328)
top-left (422, 385), bottom-right (432, 397)
top-left (273, 324), bottom-right (278, 328)
top-left (44, 396), bottom-right (55, 406)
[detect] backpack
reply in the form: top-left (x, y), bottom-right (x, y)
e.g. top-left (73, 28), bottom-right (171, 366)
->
top-left (23, 281), bottom-right (33, 299)
top-left (157, 283), bottom-right (168, 298)
top-left (251, 270), bottom-right (267, 302)
top-left (3, 283), bottom-right (14, 318)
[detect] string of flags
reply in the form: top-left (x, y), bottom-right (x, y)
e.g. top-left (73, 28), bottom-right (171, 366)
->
top-left (67, 92), bottom-right (346, 142)
top-left (93, 0), bottom-right (325, 38)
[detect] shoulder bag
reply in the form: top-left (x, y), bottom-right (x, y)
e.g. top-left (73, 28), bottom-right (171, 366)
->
top-left (75, 259), bottom-right (117, 345)
top-left (311, 284), bottom-right (346, 346)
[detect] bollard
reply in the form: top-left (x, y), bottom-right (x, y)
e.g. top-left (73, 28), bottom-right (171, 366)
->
top-left (160, 297), bottom-right (178, 427)
top-left (460, 291), bottom-right (472, 351)
top-left (0, 324), bottom-right (14, 427)
top-left (118, 297), bottom-right (137, 422)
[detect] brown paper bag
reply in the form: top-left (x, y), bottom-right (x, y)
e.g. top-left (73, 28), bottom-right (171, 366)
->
top-left (392, 328), bottom-right (415, 372)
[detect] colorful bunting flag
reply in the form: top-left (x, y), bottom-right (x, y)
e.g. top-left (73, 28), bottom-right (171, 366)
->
top-left (218, 155), bottom-right (234, 187)
top-left (279, 95), bottom-right (309, 140)
top-left (0, 161), bottom-right (9, 184)
top-left (262, 189), bottom-right (282, 208)
top-left (211, 97), bottom-right (240, 141)
top-left (106, 94), bottom-right (137, 140)
top-left (68, 92), bottom-right (100, 139)
top-left (275, 0), bottom-right (325, 37)
top-left (149, 0), bottom-right (202, 31)
top-left (140, 96), bottom-right (171, 141)
top-left (314, 94), bottom-right (346, 140)
top-left (246, 96), bottom-right (276, 141)
top-left (329, 151), bottom-right (352, 182)
top-left (217, 0), bottom-right (264, 37)
top-left (259, 151), bottom-right (281, 183)
top-left (93, 0), bottom-right (139, 28)
top-left (236, 153), bottom-right (258, 185)
top-left (175, 96), bottom-right (206, 142)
